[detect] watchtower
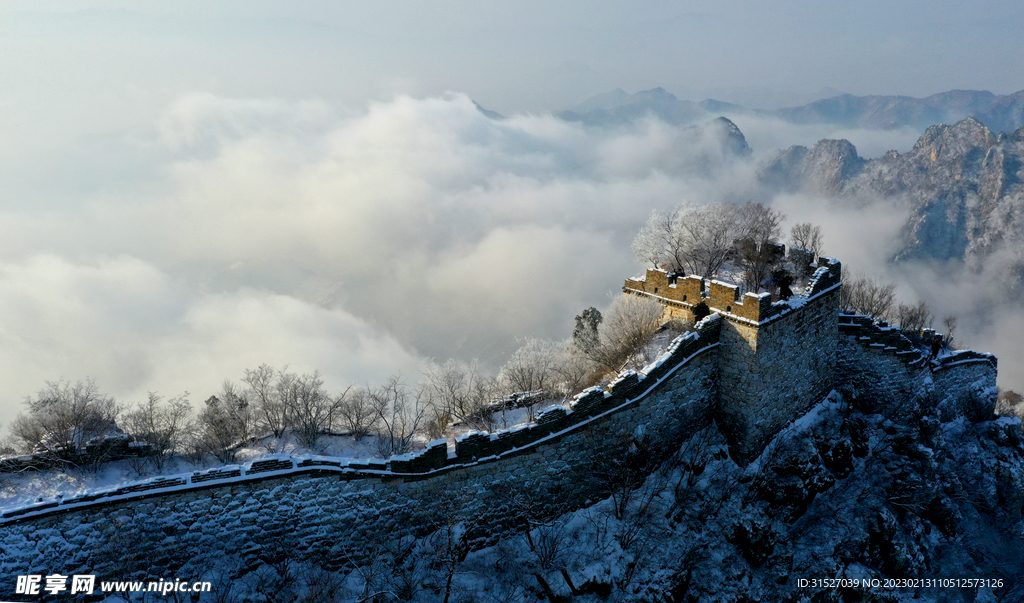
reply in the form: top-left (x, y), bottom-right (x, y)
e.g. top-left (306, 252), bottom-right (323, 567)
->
top-left (624, 251), bottom-right (842, 464)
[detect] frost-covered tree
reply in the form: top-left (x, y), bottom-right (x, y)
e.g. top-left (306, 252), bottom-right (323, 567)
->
top-left (10, 379), bottom-right (121, 457)
top-left (122, 392), bottom-right (193, 471)
top-left (789, 222), bottom-right (824, 257)
top-left (499, 338), bottom-right (564, 422)
top-left (550, 340), bottom-right (596, 398)
top-left (632, 202), bottom-right (742, 278)
top-left (195, 381), bottom-right (251, 462)
top-left (736, 201), bottom-right (786, 293)
top-left (424, 359), bottom-right (496, 432)
top-left (500, 339), bottom-right (560, 397)
top-left (588, 294), bottom-right (665, 372)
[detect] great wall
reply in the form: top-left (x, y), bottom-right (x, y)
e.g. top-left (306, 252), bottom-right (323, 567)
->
top-left (0, 249), bottom-right (999, 592)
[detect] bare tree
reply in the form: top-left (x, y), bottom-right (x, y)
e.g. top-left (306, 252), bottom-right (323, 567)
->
top-left (298, 564), bottom-right (345, 603)
top-left (369, 375), bottom-right (427, 457)
top-left (789, 222), bottom-right (824, 257)
top-left (7, 415), bottom-right (45, 455)
top-left (893, 300), bottom-right (933, 333)
top-left (421, 493), bottom-right (476, 603)
top-left (423, 360), bottom-right (498, 432)
top-left (520, 516), bottom-right (581, 600)
top-left (589, 294), bottom-right (665, 372)
top-left (287, 371), bottom-right (343, 450)
top-left (337, 387), bottom-right (377, 440)
top-left (424, 360), bottom-right (474, 427)
top-left (943, 315), bottom-right (958, 349)
top-left (122, 392), bottom-right (193, 471)
top-left (736, 201), bottom-right (786, 293)
top-left (841, 272), bottom-right (897, 322)
top-left (242, 364), bottom-right (289, 439)
top-left (632, 202), bottom-right (742, 278)
top-left (10, 379), bottom-right (121, 459)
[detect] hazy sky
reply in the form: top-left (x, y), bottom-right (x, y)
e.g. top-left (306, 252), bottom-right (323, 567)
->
top-left (2, 1), bottom-right (1022, 118)
top-left (0, 2), bottom-right (1020, 428)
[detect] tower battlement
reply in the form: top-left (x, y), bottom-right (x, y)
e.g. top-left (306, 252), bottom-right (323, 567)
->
top-left (624, 250), bottom-right (844, 462)
top-left (624, 249), bottom-right (842, 325)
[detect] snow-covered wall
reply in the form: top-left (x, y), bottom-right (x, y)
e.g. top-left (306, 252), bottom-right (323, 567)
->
top-left (0, 255), bottom-right (1000, 593)
top-left (0, 321), bottom-right (722, 591)
top-left (627, 254), bottom-right (844, 464)
top-left (716, 282), bottom-right (840, 464)
top-left (836, 312), bottom-right (998, 418)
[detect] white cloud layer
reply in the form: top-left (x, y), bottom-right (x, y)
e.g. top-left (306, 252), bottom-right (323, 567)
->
top-left (0, 93), bottom-right (726, 426)
top-left (0, 91), bottom-right (1019, 432)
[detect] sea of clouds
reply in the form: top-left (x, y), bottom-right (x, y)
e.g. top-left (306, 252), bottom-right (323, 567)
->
top-left (0, 92), bottom-right (1018, 430)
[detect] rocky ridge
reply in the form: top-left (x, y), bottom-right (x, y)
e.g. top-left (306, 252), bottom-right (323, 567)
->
top-left (760, 118), bottom-right (1024, 289)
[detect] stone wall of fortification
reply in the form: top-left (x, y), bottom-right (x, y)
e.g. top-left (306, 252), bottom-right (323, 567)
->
top-left (0, 256), bottom-right (1001, 595)
top-left (835, 312), bottom-right (998, 418)
top-left (0, 321), bottom-right (722, 593)
top-left (626, 256), bottom-right (844, 465)
top-left (716, 286), bottom-right (840, 464)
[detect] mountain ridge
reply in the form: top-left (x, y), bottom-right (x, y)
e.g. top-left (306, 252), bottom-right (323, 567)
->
top-left (558, 87), bottom-right (1024, 134)
top-left (759, 117), bottom-right (1024, 289)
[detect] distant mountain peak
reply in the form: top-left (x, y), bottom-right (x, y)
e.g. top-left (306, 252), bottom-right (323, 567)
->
top-left (758, 116), bottom-right (1024, 284)
top-left (472, 101), bottom-right (504, 120)
top-left (636, 86), bottom-right (672, 97)
top-left (699, 98), bottom-right (747, 113)
top-left (559, 87), bottom-right (704, 127)
top-left (559, 87), bottom-right (1024, 134)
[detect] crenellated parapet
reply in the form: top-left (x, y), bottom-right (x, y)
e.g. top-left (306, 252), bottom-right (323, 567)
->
top-left (0, 251), bottom-right (999, 590)
top-left (623, 249), bottom-right (842, 327)
top-left (837, 311), bottom-right (997, 373)
top-left (0, 316), bottom-right (724, 526)
top-left (0, 315), bottom-right (727, 587)
top-left (625, 248), bottom-right (845, 464)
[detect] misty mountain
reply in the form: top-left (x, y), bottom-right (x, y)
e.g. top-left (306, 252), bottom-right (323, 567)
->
top-left (653, 116), bottom-right (753, 177)
top-left (473, 100), bottom-right (505, 120)
top-left (770, 90), bottom-right (998, 130)
top-left (557, 87), bottom-right (706, 126)
top-left (563, 87), bottom-right (1024, 134)
top-left (680, 115), bottom-right (752, 158)
top-left (760, 117), bottom-right (1024, 289)
top-left (977, 90), bottom-right (1024, 134)
top-left (697, 98), bottom-right (750, 114)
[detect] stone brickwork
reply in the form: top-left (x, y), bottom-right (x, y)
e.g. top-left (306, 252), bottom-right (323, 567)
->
top-left (716, 285), bottom-right (840, 464)
top-left (0, 321), bottom-right (722, 592)
top-left (0, 253), bottom-right (1002, 594)
top-left (835, 311), bottom-right (997, 416)
top-left (622, 247), bottom-right (840, 325)
top-left (626, 254), bottom-right (844, 464)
